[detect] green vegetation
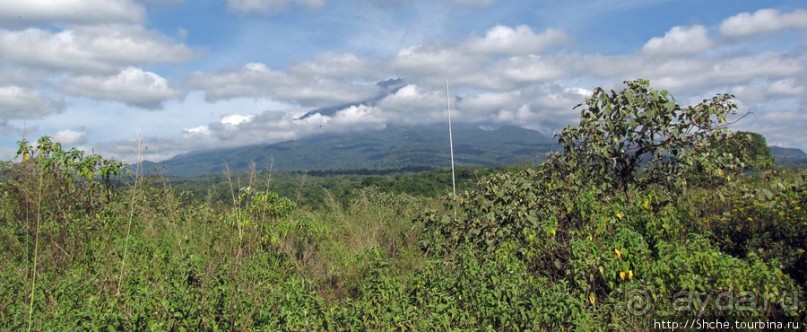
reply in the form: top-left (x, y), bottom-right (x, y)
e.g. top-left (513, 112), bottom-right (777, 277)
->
top-left (1, 80), bottom-right (805, 330)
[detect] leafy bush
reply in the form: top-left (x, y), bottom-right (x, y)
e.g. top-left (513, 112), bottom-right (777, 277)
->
top-left (557, 79), bottom-right (745, 197)
top-left (417, 79), bottom-right (805, 328)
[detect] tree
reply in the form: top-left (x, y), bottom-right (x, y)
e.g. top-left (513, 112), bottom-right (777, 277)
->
top-left (556, 79), bottom-right (743, 198)
top-left (718, 131), bottom-right (773, 171)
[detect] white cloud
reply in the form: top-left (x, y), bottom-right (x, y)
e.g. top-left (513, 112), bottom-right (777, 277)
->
top-left (456, 91), bottom-right (520, 120)
top-left (63, 67), bottom-right (182, 109)
top-left (730, 78), bottom-right (806, 103)
top-left (0, 25), bottom-right (195, 74)
top-left (0, 0), bottom-right (145, 25)
top-left (586, 52), bottom-right (804, 92)
top-left (188, 62), bottom-right (378, 106)
top-left (768, 79), bottom-right (805, 96)
top-left (720, 8), bottom-right (807, 38)
top-left (642, 25), bottom-right (712, 55)
top-left (463, 25), bottom-right (569, 55)
top-left (389, 26), bottom-right (571, 90)
top-left (391, 46), bottom-right (503, 90)
top-left (53, 129), bottom-right (87, 145)
top-left (220, 114), bottom-right (256, 126)
top-left (183, 125), bottom-right (209, 136)
top-left (0, 86), bottom-right (65, 119)
top-left (376, 84), bottom-right (446, 124)
top-left (494, 55), bottom-right (568, 86)
top-left (331, 104), bottom-right (386, 127)
top-left (227, 0), bottom-right (325, 13)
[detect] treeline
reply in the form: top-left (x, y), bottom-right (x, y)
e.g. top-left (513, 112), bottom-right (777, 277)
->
top-left (162, 165), bottom-right (510, 210)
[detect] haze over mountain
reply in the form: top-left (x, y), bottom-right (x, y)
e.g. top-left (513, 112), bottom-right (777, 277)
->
top-left (143, 124), bottom-right (559, 177)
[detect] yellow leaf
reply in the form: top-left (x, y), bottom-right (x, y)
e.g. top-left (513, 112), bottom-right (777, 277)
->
top-left (615, 248), bottom-right (623, 259)
top-left (628, 270), bottom-right (634, 280)
top-left (616, 212), bottom-right (624, 219)
top-left (619, 271), bottom-right (626, 281)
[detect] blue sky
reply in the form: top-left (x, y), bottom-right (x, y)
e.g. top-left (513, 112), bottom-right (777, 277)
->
top-left (0, 0), bottom-right (805, 162)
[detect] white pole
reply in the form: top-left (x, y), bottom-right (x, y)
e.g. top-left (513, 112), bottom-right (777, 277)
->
top-left (445, 80), bottom-right (457, 196)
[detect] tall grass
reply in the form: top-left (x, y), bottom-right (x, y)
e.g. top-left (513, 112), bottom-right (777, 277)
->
top-left (117, 135), bottom-right (143, 295)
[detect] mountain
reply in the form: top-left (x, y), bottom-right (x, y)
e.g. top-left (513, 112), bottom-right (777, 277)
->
top-left (770, 146), bottom-right (807, 167)
top-left (296, 78), bottom-right (407, 120)
top-left (142, 124), bottom-right (559, 177)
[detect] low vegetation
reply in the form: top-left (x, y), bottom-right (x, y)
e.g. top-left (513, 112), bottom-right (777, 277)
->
top-left (1, 80), bottom-right (804, 330)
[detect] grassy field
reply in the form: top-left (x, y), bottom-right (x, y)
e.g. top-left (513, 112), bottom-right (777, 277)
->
top-left (1, 150), bottom-right (805, 330)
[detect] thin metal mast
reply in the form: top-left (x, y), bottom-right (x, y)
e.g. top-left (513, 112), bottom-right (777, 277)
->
top-left (445, 80), bottom-right (456, 196)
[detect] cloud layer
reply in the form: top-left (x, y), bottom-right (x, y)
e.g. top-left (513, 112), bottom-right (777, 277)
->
top-left (720, 8), bottom-right (807, 37)
top-left (0, 2), bottom-right (805, 162)
top-left (0, 0), bottom-right (145, 25)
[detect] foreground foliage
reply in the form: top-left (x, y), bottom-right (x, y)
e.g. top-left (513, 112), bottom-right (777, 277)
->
top-left (1, 80), bottom-right (805, 330)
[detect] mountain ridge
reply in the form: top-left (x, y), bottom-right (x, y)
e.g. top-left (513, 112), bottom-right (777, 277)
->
top-left (142, 124), bottom-right (559, 177)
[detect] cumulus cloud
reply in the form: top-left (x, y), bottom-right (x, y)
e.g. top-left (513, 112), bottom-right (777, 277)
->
top-left (730, 78), bottom-right (807, 103)
top-left (0, 25), bottom-right (195, 74)
top-left (220, 114), bottom-right (256, 126)
top-left (463, 25), bottom-right (569, 55)
top-left (0, 0), bottom-right (145, 25)
top-left (376, 84), bottom-right (447, 124)
top-left (586, 52), bottom-right (804, 92)
top-left (171, 18), bottom-right (807, 157)
top-left (768, 78), bottom-right (806, 96)
top-left (642, 25), bottom-right (712, 55)
top-left (720, 8), bottom-right (807, 37)
top-left (227, 0), bottom-right (325, 14)
top-left (388, 26), bottom-right (571, 90)
top-left (188, 62), bottom-right (378, 106)
top-left (0, 86), bottom-right (65, 119)
top-left (139, 110), bottom-right (317, 161)
top-left (53, 129), bottom-right (88, 145)
top-left (63, 67), bottom-right (182, 109)
top-left (392, 46), bottom-right (482, 78)
top-left (493, 55), bottom-right (568, 86)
